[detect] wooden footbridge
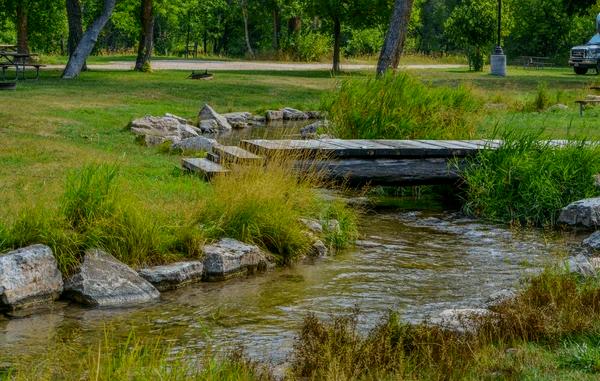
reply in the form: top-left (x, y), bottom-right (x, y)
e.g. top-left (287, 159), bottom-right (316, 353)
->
top-left (181, 139), bottom-right (565, 186)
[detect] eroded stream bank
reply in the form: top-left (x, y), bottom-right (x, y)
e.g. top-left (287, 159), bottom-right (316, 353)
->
top-left (0, 209), bottom-right (580, 367)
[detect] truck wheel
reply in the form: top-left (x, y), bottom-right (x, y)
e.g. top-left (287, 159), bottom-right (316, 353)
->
top-left (575, 67), bottom-right (589, 75)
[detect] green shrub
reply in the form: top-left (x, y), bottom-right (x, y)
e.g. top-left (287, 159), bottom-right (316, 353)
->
top-left (323, 72), bottom-right (479, 140)
top-left (460, 131), bottom-right (600, 227)
top-left (344, 28), bottom-right (384, 57)
top-left (288, 32), bottom-right (332, 62)
top-left (558, 342), bottom-right (600, 373)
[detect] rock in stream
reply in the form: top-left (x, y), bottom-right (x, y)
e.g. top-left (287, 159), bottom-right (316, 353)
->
top-left (0, 245), bottom-right (63, 312)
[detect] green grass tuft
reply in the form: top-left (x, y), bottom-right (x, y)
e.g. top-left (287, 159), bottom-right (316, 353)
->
top-left (460, 130), bottom-right (600, 227)
top-left (322, 71), bottom-right (479, 140)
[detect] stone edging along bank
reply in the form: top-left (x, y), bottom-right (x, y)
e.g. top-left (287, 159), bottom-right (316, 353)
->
top-left (0, 218), bottom-right (334, 316)
top-left (3, 197), bottom-right (600, 323)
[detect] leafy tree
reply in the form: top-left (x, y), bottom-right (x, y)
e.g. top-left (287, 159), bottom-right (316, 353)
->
top-left (445, 0), bottom-right (499, 71)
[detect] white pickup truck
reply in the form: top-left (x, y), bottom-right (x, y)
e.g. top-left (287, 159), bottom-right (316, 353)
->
top-left (569, 14), bottom-right (600, 75)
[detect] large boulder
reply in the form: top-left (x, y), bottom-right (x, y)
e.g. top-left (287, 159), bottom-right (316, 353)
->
top-left (282, 107), bottom-right (309, 120)
top-left (138, 262), bottom-right (204, 291)
top-left (0, 245), bottom-right (63, 311)
top-left (64, 249), bottom-right (160, 307)
top-left (223, 112), bottom-right (252, 128)
top-left (171, 136), bottom-right (217, 153)
top-left (265, 110), bottom-right (284, 121)
top-left (202, 238), bottom-right (268, 281)
top-left (558, 198), bottom-right (600, 228)
top-left (198, 104), bottom-right (232, 131)
top-left (564, 254), bottom-right (596, 277)
top-left (131, 115), bottom-right (202, 146)
top-left (485, 289), bottom-right (517, 308)
top-left (583, 231), bottom-right (600, 251)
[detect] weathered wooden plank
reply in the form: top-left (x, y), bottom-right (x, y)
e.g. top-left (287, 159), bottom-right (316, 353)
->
top-left (297, 158), bottom-right (464, 186)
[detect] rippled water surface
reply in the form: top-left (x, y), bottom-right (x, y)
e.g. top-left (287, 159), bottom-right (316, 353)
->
top-left (0, 210), bottom-right (578, 365)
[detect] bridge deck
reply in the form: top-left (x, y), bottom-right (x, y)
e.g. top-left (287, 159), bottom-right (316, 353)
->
top-left (241, 139), bottom-right (503, 159)
top-left (184, 139), bottom-right (575, 186)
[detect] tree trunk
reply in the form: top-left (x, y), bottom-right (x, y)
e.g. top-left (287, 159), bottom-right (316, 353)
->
top-left (63, 0), bottom-right (117, 79)
top-left (332, 17), bottom-right (341, 73)
top-left (66, 0), bottom-right (86, 71)
top-left (272, 8), bottom-right (280, 50)
top-left (134, 0), bottom-right (154, 71)
top-left (376, 0), bottom-right (415, 76)
top-left (241, 0), bottom-right (254, 57)
top-left (288, 16), bottom-right (301, 35)
top-left (16, 1), bottom-right (29, 55)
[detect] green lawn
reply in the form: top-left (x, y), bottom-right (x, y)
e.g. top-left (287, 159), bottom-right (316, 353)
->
top-left (1, 65), bottom-right (599, 222)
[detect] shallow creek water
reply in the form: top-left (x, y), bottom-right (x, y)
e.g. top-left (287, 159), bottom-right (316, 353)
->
top-left (0, 210), bottom-right (580, 366)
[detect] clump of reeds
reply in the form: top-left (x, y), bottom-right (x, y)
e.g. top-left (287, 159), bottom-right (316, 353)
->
top-left (322, 71), bottom-right (479, 140)
top-left (460, 130), bottom-right (600, 227)
top-left (195, 152), bottom-right (357, 263)
top-left (289, 268), bottom-right (600, 380)
top-left (2, 329), bottom-right (274, 381)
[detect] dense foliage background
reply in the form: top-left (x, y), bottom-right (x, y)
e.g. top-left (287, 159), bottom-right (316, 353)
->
top-left (1, 0), bottom-right (600, 63)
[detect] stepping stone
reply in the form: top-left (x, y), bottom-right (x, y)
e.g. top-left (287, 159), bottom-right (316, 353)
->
top-left (182, 158), bottom-right (229, 179)
top-left (212, 145), bottom-right (264, 165)
top-left (138, 261), bottom-right (204, 291)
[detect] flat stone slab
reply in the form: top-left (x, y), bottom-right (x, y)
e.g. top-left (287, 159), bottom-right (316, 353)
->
top-left (558, 197), bottom-right (600, 228)
top-left (138, 261), bottom-right (204, 291)
top-left (202, 238), bottom-right (268, 281)
top-left (0, 245), bottom-right (63, 311)
top-left (64, 249), bottom-right (160, 307)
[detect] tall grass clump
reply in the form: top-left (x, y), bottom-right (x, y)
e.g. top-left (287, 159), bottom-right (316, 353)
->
top-left (2, 329), bottom-right (273, 381)
top-left (290, 268), bottom-right (600, 380)
top-left (460, 130), bottom-right (600, 227)
top-left (197, 157), bottom-right (356, 263)
top-left (322, 72), bottom-right (479, 140)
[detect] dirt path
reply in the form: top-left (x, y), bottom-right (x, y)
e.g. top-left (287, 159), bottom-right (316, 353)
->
top-left (46, 59), bottom-right (464, 72)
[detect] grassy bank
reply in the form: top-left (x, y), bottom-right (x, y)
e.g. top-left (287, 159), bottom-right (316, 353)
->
top-left (0, 159), bottom-right (356, 274)
top-left (460, 131), bottom-right (600, 227)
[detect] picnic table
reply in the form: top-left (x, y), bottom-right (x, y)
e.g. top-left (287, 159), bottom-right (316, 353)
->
top-left (520, 56), bottom-right (555, 69)
top-left (0, 49), bottom-right (45, 80)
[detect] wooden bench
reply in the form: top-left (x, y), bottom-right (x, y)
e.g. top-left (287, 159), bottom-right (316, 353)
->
top-left (1, 63), bottom-right (46, 80)
top-left (575, 99), bottom-right (600, 116)
top-left (520, 56), bottom-right (555, 69)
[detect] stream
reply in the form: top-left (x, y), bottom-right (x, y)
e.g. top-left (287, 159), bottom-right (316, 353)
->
top-left (0, 209), bottom-right (579, 366)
